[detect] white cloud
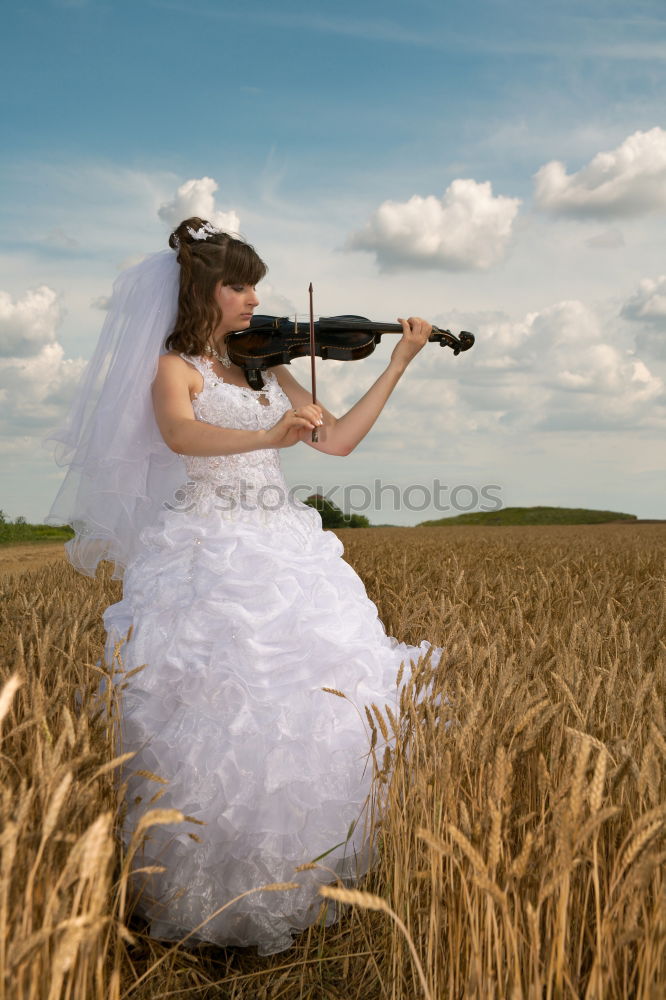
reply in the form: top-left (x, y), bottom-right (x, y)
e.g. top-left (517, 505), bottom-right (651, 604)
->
top-left (0, 286), bottom-right (63, 358)
top-left (0, 284), bottom-right (86, 440)
top-left (621, 275), bottom-right (666, 326)
top-left (0, 343), bottom-right (86, 439)
top-left (255, 283), bottom-right (296, 316)
top-left (534, 127), bottom-right (666, 218)
top-left (157, 177), bottom-right (240, 233)
top-left (468, 315), bottom-right (533, 357)
top-left (634, 330), bottom-right (666, 363)
top-left (621, 274), bottom-right (666, 359)
top-left (295, 296), bottom-right (665, 460)
top-left (347, 179), bottom-right (521, 271)
top-left (458, 300), bottom-right (664, 430)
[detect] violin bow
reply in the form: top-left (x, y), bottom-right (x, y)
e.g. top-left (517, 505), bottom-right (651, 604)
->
top-left (308, 282), bottom-right (319, 442)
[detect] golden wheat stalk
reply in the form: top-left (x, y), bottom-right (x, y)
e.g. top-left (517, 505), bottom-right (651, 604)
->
top-left (319, 885), bottom-right (434, 1000)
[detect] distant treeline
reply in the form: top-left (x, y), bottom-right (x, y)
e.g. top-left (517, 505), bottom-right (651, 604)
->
top-left (304, 495), bottom-right (370, 528)
top-left (0, 511), bottom-right (73, 544)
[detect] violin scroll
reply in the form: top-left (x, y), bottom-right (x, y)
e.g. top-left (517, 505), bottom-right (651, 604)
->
top-left (431, 327), bottom-right (475, 355)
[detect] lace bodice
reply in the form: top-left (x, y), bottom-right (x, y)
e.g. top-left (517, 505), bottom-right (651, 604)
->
top-left (167, 354), bottom-right (298, 524)
top-left (183, 354), bottom-right (292, 433)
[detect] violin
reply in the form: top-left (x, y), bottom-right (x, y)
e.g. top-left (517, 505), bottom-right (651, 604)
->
top-left (226, 312), bottom-right (475, 391)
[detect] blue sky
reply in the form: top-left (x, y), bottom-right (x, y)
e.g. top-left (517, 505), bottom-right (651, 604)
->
top-left (1, 0), bottom-right (665, 523)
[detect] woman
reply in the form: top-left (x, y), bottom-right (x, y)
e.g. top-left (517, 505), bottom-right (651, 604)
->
top-left (48, 217), bottom-right (438, 956)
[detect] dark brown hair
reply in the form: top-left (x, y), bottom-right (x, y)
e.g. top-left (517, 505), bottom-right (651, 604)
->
top-left (164, 217), bottom-right (267, 355)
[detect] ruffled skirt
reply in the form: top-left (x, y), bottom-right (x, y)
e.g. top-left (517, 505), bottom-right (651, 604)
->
top-left (104, 501), bottom-right (433, 954)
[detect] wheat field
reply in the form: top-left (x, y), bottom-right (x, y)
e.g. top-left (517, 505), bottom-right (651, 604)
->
top-left (0, 523), bottom-right (664, 999)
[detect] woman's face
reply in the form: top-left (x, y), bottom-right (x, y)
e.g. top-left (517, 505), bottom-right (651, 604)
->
top-left (214, 282), bottom-right (260, 335)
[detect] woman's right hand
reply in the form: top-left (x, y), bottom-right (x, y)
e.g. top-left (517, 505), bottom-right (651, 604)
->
top-left (264, 404), bottom-right (324, 449)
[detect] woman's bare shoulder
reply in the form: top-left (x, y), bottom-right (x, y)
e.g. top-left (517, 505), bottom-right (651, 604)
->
top-left (158, 350), bottom-right (189, 367)
top-left (155, 352), bottom-right (202, 395)
top-left (157, 351), bottom-right (201, 385)
top-left (156, 351), bottom-right (197, 376)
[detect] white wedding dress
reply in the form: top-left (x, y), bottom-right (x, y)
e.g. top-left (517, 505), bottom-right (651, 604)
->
top-left (103, 354), bottom-right (433, 955)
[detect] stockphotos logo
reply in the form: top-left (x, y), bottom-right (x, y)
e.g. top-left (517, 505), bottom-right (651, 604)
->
top-left (164, 479), bottom-right (503, 514)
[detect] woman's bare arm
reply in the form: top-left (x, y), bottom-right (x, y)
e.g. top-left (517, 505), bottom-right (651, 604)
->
top-left (152, 354), bottom-right (320, 455)
top-left (274, 316), bottom-right (432, 457)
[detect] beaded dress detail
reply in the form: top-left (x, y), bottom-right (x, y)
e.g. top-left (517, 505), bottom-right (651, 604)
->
top-left (103, 354), bottom-right (433, 955)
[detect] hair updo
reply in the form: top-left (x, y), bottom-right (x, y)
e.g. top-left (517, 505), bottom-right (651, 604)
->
top-left (165, 217), bottom-right (268, 355)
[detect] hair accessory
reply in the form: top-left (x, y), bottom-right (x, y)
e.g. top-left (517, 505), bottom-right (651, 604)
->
top-left (187, 222), bottom-right (224, 241)
top-left (171, 222), bottom-right (225, 251)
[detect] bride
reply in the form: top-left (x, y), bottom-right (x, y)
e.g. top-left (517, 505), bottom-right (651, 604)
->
top-left (48, 217), bottom-right (438, 956)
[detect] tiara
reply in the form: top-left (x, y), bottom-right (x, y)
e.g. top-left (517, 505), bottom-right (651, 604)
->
top-left (172, 222), bottom-right (224, 250)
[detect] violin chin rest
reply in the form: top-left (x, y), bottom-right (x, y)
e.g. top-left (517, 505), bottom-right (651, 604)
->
top-left (245, 368), bottom-right (265, 391)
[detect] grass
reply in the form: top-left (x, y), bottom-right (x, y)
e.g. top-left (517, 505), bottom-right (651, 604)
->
top-left (418, 505), bottom-right (639, 526)
top-left (1, 522), bottom-right (664, 998)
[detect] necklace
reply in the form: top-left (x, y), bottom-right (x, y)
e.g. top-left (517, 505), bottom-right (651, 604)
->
top-left (204, 341), bottom-right (232, 368)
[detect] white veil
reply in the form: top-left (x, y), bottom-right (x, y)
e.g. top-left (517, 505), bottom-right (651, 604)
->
top-left (46, 250), bottom-right (186, 580)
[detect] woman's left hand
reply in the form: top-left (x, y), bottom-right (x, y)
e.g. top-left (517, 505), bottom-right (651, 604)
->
top-left (390, 316), bottom-right (433, 369)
